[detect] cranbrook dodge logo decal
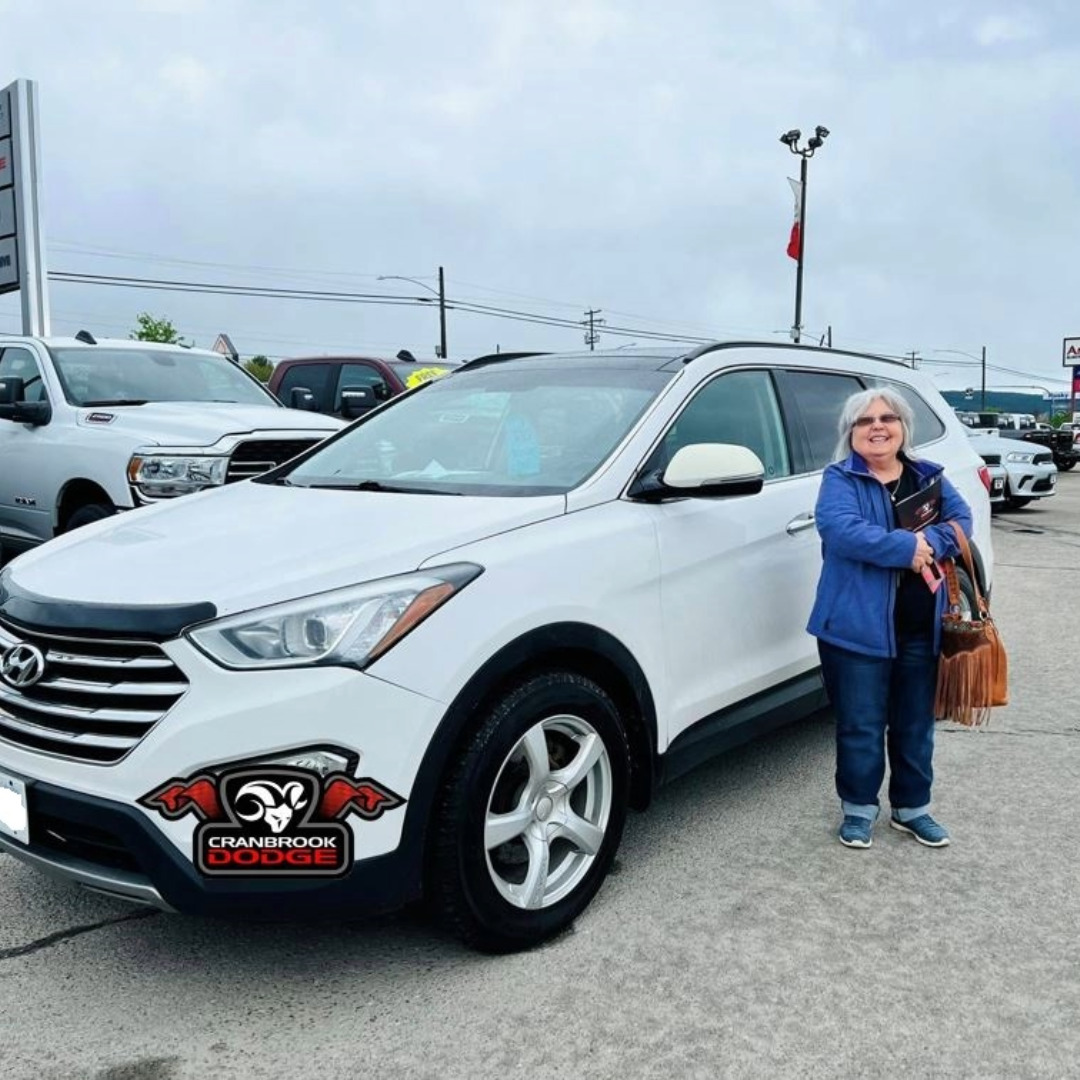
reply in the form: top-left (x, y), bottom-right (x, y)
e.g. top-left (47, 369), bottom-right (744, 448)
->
top-left (140, 766), bottom-right (404, 877)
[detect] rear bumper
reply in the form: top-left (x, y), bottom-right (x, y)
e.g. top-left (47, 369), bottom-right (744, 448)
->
top-left (0, 777), bottom-right (423, 919)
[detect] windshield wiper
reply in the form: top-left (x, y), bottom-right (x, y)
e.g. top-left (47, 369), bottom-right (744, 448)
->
top-left (298, 479), bottom-right (462, 494)
top-left (81, 398), bottom-right (150, 407)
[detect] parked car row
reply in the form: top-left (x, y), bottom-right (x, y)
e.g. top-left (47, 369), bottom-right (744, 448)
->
top-left (964, 428), bottom-right (1058, 511)
top-left (0, 340), bottom-right (994, 952)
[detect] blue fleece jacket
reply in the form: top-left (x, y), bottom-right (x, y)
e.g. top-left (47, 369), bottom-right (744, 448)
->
top-left (806, 452), bottom-right (974, 658)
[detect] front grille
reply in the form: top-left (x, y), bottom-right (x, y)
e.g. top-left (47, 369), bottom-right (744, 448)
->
top-left (0, 618), bottom-right (187, 763)
top-left (226, 438), bottom-right (322, 483)
top-left (1033, 452), bottom-right (1053, 466)
top-left (980, 453), bottom-right (1002, 466)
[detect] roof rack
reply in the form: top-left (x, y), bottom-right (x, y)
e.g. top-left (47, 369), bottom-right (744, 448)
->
top-left (457, 350), bottom-right (551, 371)
top-left (678, 340), bottom-right (909, 369)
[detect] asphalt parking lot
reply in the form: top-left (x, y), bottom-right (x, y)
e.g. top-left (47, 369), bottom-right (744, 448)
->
top-left (2, 477), bottom-right (1079, 1080)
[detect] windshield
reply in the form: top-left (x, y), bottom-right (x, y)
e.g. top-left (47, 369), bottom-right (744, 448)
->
top-left (49, 346), bottom-right (279, 407)
top-left (279, 365), bottom-right (671, 495)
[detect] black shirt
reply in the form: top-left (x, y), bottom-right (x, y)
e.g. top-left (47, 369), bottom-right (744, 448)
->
top-left (886, 465), bottom-right (937, 636)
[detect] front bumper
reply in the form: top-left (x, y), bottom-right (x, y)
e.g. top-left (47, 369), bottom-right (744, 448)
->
top-left (0, 778), bottom-right (420, 918)
top-left (0, 639), bottom-right (447, 918)
top-left (1004, 462), bottom-right (1057, 499)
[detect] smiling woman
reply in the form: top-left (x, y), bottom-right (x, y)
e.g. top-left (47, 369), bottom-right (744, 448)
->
top-left (808, 387), bottom-right (974, 850)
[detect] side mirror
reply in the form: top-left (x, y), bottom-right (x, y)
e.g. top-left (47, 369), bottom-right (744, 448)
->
top-left (288, 386), bottom-right (319, 411)
top-left (629, 443), bottom-right (765, 501)
top-left (340, 386), bottom-right (376, 420)
top-left (0, 377), bottom-right (50, 426)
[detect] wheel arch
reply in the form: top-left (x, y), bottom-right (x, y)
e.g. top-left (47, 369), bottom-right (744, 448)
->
top-left (399, 622), bottom-right (659, 902)
top-left (56, 479), bottom-right (116, 534)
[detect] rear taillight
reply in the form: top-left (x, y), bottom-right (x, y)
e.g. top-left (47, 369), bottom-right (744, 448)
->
top-left (978, 465), bottom-right (992, 492)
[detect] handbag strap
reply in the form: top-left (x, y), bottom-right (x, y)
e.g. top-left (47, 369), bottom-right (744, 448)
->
top-left (943, 520), bottom-right (989, 617)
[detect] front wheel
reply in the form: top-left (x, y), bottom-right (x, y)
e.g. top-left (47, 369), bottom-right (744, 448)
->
top-left (64, 502), bottom-right (116, 532)
top-left (429, 672), bottom-right (630, 953)
top-left (1057, 460), bottom-right (1076, 471)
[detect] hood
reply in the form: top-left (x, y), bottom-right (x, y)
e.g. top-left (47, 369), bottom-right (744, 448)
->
top-left (966, 432), bottom-right (1044, 455)
top-left (6, 481), bottom-right (566, 619)
top-left (75, 402), bottom-right (342, 447)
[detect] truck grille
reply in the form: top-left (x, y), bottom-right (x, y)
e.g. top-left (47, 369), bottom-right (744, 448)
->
top-left (1033, 452), bottom-right (1053, 466)
top-left (0, 619), bottom-right (187, 763)
top-left (226, 438), bottom-right (322, 483)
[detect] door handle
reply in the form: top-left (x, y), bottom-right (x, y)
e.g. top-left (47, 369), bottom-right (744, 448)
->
top-left (786, 512), bottom-right (816, 536)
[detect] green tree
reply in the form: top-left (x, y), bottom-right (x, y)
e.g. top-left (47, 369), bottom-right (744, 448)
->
top-left (131, 312), bottom-right (189, 345)
top-left (243, 355), bottom-right (274, 383)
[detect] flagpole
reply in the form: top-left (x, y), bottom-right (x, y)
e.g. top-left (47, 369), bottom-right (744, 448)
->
top-left (780, 126), bottom-right (829, 346)
top-left (792, 154), bottom-right (808, 343)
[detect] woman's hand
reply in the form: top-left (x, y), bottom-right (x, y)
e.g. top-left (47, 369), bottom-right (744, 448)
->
top-left (911, 532), bottom-right (934, 572)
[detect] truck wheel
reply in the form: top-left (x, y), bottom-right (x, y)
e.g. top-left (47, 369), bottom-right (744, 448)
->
top-left (1058, 460), bottom-right (1075, 471)
top-left (65, 503), bottom-right (115, 532)
top-left (429, 671), bottom-right (629, 953)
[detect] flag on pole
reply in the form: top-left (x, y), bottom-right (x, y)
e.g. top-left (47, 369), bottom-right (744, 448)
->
top-left (786, 177), bottom-right (802, 260)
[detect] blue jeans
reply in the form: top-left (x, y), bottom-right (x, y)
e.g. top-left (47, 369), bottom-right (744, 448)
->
top-left (818, 632), bottom-right (938, 821)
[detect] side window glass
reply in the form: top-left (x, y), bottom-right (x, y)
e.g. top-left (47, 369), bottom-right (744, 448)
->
top-left (334, 364), bottom-right (392, 411)
top-left (647, 370), bottom-right (791, 479)
top-left (782, 371), bottom-right (864, 472)
top-left (278, 364), bottom-right (332, 412)
top-left (864, 378), bottom-right (946, 446)
top-left (0, 348), bottom-right (46, 402)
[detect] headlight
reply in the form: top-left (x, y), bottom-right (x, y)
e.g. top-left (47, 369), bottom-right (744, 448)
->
top-left (128, 453), bottom-right (229, 497)
top-left (186, 563), bottom-right (483, 670)
top-left (1005, 451), bottom-right (1034, 463)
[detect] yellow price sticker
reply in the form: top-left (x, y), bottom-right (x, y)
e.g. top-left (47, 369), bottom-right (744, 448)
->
top-left (405, 366), bottom-right (451, 389)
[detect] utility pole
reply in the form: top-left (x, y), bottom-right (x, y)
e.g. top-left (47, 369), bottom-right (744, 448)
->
top-left (980, 345), bottom-right (986, 411)
top-left (907, 351), bottom-right (919, 368)
top-left (780, 125), bottom-right (830, 344)
top-left (437, 265), bottom-right (447, 360)
top-left (583, 308), bottom-right (604, 351)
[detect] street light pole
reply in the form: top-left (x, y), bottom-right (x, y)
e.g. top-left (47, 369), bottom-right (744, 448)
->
top-left (437, 266), bottom-right (447, 360)
top-left (780, 125), bottom-right (829, 344)
top-left (376, 270), bottom-right (449, 359)
top-left (929, 347), bottom-right (988, 411)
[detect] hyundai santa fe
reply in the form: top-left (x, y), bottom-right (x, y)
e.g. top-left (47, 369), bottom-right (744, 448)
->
top-left (0, 342), bottom-right (994, 952)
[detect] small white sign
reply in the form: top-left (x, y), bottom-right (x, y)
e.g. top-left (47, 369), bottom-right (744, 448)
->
top-left (1064, 338), bottom-right (1080, 368)
top-left (0, 187), bottom-right (15, 241)
top-left (0, 768), bottom-right (30, 845)
top-left (0, 90), bottom-right (10, 140)
top-left (0, 235), bottom-right (18, 290)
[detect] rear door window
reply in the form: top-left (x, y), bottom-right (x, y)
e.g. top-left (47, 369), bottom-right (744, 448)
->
top-left (774, 370), bottom-right (865, 473)
top-left (862, 377), bottom-right (947, 446)
top-left (334, 364), bottom-right (393, 412)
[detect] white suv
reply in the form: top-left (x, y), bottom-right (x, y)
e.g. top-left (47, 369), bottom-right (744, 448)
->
top-left (0, 343), bottom-right (993, 952)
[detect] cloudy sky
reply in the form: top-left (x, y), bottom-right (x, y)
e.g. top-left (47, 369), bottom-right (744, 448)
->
top-left (1, 0), bottom-right (1077, 395)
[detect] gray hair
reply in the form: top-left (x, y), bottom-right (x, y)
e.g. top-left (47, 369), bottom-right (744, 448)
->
top-left (833, 386), bottom-right (916, 462)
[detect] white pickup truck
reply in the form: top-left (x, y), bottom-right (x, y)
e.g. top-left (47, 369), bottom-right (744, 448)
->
top-left (0, 333), bottom-right (343, 560)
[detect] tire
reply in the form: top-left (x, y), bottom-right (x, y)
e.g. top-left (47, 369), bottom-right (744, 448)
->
top-left (64, 502), bottom-right (115, 532)
top-left (952, 565), bottom-right (978, 619)
top-left (1058, 460), bottom-right (1075, 472)
top-left (429, 671), bottom-right (630, 953)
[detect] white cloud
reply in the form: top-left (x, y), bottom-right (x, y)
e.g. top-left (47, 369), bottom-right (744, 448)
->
top-left (974, 13), bottom-right (1041, 46)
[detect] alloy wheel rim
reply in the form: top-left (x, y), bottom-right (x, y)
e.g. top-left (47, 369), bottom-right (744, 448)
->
top-left (483, 714), bottom-right (612, 910)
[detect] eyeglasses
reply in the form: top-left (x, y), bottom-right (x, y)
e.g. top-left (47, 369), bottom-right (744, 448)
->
top-left (853, 413), bottom-right (901, 429)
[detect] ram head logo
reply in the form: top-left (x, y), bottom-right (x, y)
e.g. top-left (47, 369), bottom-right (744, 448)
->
top-left (232, 780), bottom-right (310, 834)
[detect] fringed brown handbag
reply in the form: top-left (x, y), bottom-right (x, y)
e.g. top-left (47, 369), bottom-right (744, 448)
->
top-left (935, 521), bottom-right (1008, 727)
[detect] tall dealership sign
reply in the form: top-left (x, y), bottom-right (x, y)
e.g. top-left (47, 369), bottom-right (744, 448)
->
top-left (1064, 337), bottom-right (1080, 421)
top-left (0, 79), bottom-right (49, 334)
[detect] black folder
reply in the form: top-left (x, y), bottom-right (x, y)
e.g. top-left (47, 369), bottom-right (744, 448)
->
top-left (894, 475), bottom-right (941, 531)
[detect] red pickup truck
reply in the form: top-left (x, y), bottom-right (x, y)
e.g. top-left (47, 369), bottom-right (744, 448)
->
top-left (268, 353), bottom-right (456, 419)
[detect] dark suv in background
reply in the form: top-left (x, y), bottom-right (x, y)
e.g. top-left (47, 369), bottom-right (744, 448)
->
top-left (268, 352), bottom-right (457, 419)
